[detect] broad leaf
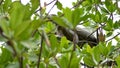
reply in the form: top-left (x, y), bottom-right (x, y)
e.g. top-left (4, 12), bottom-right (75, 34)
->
top-left (51, 16), bottom-right (73, 29)
top-left (56, 1), bottom-right (63, 10)
top-left (72, 8), bottom-right (84, 28)
top-left (30, 0), bottom-right (40, 12)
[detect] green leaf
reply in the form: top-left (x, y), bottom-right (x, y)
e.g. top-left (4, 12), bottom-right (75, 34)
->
top-left (48, 64), bottom-right (57, 68)
top-left (31, 19), bottom-right (43, 30)
top-left (86, 45), bottom-right (92, 54)
top-left (106, 31), bottom-right (113, 37)
top-left (44, 22), bottom-right (55, 33)
top-left (0, 47), bottom-right (13, 65)
top-left (51, 16), bottom-right (73, 29)
top-left (100, 7), bottom-right (109, 14)
top-left (60, 37), bottom-right (69, 49)
top-left (14, 20), bottom-right (30, 39)
top-left (3, 0), bottom-right (12, 11)
top-left (72, 8), bottom-right (83, 28)
top-left (9, 1), bottom-right (33, 30)
top-left (105, 0), bottom-right (116, 12)
top-left (107, 18), bottom-right (113, 28)
top-left (42, 41), bottom-right (51, 58)
top-left (58, 53), bottom-right (69, 68)
top-left (114, 21), bottom-right (120, 29)
top-left (104, 19), bottom-right (113, 31)
top-left (115, 56), bottom-right (120, 68)
top-left (83, 53), bottom-right (96, 67)
top-left (56, 1), bottom-right (63, 10)
top-left (50, 34), bottom-right (59, 52)
top-left (0, 16), bottom-right (10, 38)
top-left (9, 1), bottom-right (26, 29)
top-left (5, 62), bottom-right (19, 68)
top-left (93, 46), bottom-right (101, 64)
top-left (107, 41), bottom-right (114, 55)
top-left (30, 0), bottom-right (40, 12)
top-left (39, 62), bottom-right (46, 68)
top-left (70, 52), bottom-right (81, 68)
top-left (94, 11), bottom-right (101, 23)
top-left (98, 43), bottom-right (109, 57)
top-left (21, 40), bottom-right (37, 49)
top-left (63, 8), bottom-right (72, 23)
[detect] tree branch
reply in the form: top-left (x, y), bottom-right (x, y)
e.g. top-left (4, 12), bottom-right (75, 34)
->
top-left (44, 0), bottom-right (57, 19)
top-left (37, 32), bottom-right (44, 68)
top-left (46, 0), bottom-right (56, 6)
top-left (87, 23), bottom-right (106, 39)
top-left (106, 33), bottom-right (120, 42)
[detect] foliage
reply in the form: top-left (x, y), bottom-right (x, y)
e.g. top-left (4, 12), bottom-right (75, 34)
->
top-left (0, 0), bottom-right (120, 68)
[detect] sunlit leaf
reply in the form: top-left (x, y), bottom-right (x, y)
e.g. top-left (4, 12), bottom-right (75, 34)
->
top-left (72, 8), bottom-right (83, 28)
top-left (63, 7), bottom-right (72, 23)
top-left (0, 47), bottom-right (13, 65)
top-left (60, 37), bottom-right (69, 48)
top-left (58, 53), bottom-right (69, 68)
top-left (56, 1), bottom-right (63, 10)
top-left (83, 53), bottom-right (96, 67)
top-left (115, 56), bottom-right (120, 67)
top-left (70, 52), bottom-right (81, 68)
top-left (93, 46), bottom-right (101, 64)
top-left (50, 34), bottom-right (59, 53)
top-left (51, 16), bottom-right (73, 29)
top-left (30, 0), bottom-right (40, 12)
top-left (3, 0), bottom-right (12, 11)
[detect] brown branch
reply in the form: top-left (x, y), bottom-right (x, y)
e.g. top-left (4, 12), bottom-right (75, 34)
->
top-left (35, 0), bottom-right (56, 13)
top-left (37, 32), bottom-right (44, 68)
top-left (87, 23), bottom-right (106, 39)
top-left (46, 0), bottom-right (56, 6)
top-left (106, 33), bottom-right (120, 42)
top-left (44, 0), bottom-right (57, 19)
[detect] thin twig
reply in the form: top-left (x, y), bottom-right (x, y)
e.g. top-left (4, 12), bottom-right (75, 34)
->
top-left (35, 0), bottom-right (56, 13)
top-left (46, 0), bottom-right (56, 6)
top-left (87, 8), bottom-right (114, 41)
top-left (44, 0), bottom-right (57, 19)
top-left (37, 32), bottom-right (44, 68)
top-left (87, 23), bottom-right (106, 39)
top-left (71, 0), bottom-right (85, 9)
top-left (106, 33), bottom-right (120, 42)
